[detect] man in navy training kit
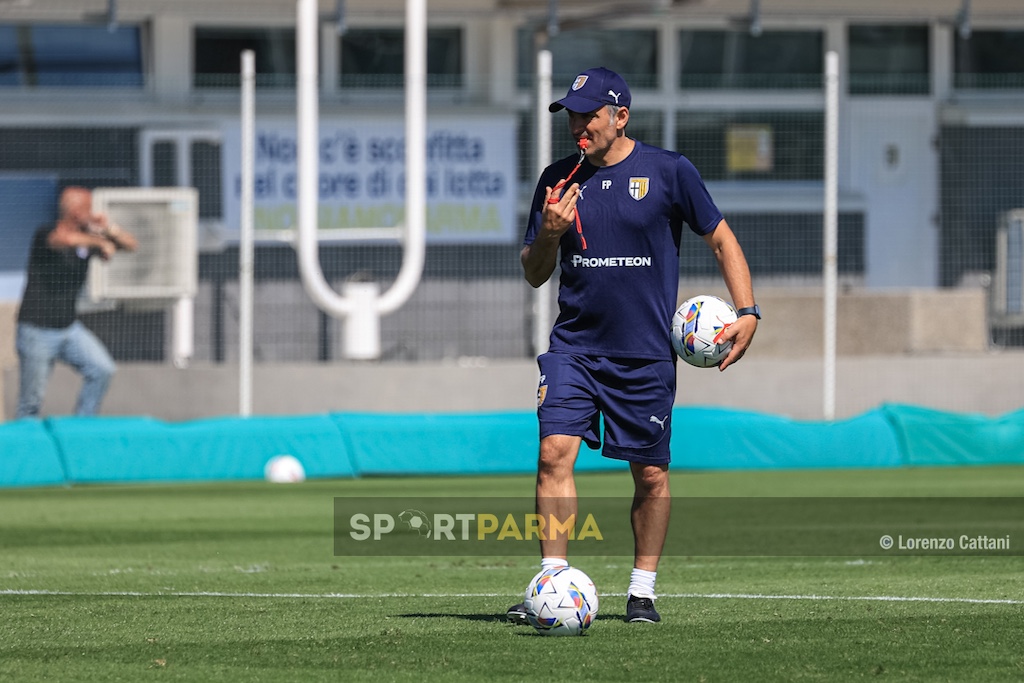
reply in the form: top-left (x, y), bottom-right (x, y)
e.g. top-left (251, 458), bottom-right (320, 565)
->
top-left (507, 67), bottom-right (759, 624)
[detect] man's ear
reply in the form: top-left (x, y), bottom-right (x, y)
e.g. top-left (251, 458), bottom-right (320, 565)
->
top-left (616, 106), bottom-right (630, 132)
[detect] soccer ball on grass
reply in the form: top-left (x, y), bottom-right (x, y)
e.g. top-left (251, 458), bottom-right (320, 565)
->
top-left (671, 294), bottom-right (738, 368)
top-left (263, 454), bottom-right (306, 483)
top-left (523, 566), bottom-right (599, 636)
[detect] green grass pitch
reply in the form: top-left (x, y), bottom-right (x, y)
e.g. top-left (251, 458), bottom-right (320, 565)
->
top-left (1, 466), bottom-right (1023, 681)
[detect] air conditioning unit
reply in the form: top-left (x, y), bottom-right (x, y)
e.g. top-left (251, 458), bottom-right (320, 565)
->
top-left (87, 187), bottom-right (198, 306)
top-left (992, 209), bottom-right (1024, 327)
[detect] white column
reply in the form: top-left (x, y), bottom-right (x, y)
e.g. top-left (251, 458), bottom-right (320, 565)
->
top-left (823, 51), bottom-right (840, 421)
top-left (533, 48), bottom-right (553, 356)
top-left (239, 50), bottom-right (256, 416)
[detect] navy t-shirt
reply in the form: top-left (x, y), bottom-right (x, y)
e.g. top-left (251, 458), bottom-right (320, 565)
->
top-left (524, 141), bottom-right (723, 360)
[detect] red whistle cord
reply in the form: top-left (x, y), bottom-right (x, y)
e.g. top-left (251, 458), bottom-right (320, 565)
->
top-left (547, 138), bottom-right (589, 250)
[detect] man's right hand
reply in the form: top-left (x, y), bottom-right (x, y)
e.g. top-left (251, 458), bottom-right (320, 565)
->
top-left (541, 181), bottom-right (580, 238)
top-left (95, 239), bottom-right (117, 261)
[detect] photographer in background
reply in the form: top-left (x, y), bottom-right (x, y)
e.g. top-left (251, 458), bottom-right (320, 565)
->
top-left (15, 186), bottom-right (138, 418)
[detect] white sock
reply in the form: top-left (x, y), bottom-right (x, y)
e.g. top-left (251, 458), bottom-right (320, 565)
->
top-left (541, 557), bottom-right (568, 571)
top-left (628, 568), bottom-right (657, 599)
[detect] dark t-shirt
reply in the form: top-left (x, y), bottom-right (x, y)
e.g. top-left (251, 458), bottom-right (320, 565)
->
top-left (524, 141), bottom-right (724, 360)
top-left (17, 225), bottom-right (92, 329)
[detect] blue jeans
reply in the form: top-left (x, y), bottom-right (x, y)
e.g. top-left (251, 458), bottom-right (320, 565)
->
top-left (16, 321), bottom-right (116, 418)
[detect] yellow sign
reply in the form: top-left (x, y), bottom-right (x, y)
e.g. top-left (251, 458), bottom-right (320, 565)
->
top-left (726, 125), bottom-right (774, 173)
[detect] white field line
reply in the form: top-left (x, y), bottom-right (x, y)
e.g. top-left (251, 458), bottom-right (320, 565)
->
top-left (1, 588), bottom-right (1022, 605)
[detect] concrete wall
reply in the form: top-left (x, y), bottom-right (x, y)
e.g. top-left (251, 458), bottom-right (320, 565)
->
top-left (697, 286), bottom-right (990, 356)
top-left (4, 352), bottom-right (1024, 424)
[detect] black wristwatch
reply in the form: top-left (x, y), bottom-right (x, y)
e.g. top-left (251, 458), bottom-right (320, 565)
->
top-left (736, 305), bottom-right (761, 320)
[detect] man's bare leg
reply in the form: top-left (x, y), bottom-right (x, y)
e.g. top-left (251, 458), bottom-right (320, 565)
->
top-left (536, 434), bottom-right (582, 559)
top-left (506, 434), bottom-right (581, 624)
top-left (630, 462), bottom-right (671, 568)
top-left (626, 462), bottom-right (670, 622)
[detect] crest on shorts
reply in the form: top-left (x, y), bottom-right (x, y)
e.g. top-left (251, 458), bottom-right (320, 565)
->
top-left (537, 385), bottom-right (548, 407)
top-left (572, 75), bottom-right (589, 91)
top-left (628, 177), bottom-right (649, 201)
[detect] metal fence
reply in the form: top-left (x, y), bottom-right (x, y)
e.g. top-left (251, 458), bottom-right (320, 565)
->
top-left (2, 73), bottom-right (1024, 366)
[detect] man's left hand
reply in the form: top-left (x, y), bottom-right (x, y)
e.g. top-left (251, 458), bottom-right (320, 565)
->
top-left (717, 315), bottom-right (757, 371)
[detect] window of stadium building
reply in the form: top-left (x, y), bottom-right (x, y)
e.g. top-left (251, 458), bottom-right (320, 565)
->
top-left (339, 27), bottom-right (462, 89)
top-left (677, 29), bottom-right (823, 90)
top-left (675, 111), bottom-right (824, 182)
top-left (0, 23), bottom-right (143, 88)
top-left (954, 29), bottom-right (1024, 90)
top-left (194, 27), bottom-right (297, 89)
top-left (848, 24), bottom-right (930, 95)
top-left (515, 28), bottom-right (658, 90)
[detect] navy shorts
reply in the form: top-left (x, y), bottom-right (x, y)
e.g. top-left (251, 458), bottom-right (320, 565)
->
top-left (536, 352), bottom-right (676, 465)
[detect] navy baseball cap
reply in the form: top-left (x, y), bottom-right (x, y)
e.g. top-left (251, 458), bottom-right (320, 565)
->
top-left (549, 67), bottom-right (632, 113)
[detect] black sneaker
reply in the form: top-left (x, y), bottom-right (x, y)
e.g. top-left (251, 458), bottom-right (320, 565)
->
top-left (506, 602), bottom-right (529, 625)
top-left (626, 594), bottom-right (661, 623)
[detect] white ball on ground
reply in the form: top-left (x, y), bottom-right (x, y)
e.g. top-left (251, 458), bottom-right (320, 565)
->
top-left (523, 566), bottom-right (599, 636)
top-left (264, 455), bottom-right (306, 483)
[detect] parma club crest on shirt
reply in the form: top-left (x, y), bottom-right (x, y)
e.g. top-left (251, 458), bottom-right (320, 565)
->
top-left (628, 177), bottom-right (649, 201)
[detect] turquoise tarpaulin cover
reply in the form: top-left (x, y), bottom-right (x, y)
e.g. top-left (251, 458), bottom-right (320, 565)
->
top-left (45, 414), bottom-right (356, 484)
top-left (881, 403), bottom-right (1024, 466)
top-left (2, 405), bottom-right (1023, 487)
top-left (671, 407), bottom-right (902, 470)
top-left (0, 419), bottom-right (66, 487)
top-left (328, 411), bottom-right (581, 475)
